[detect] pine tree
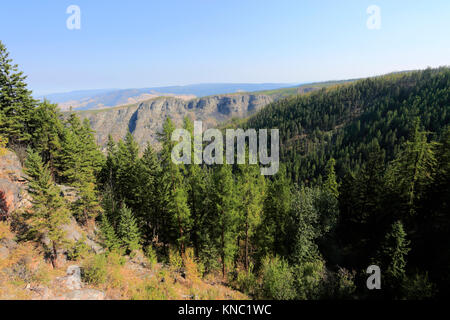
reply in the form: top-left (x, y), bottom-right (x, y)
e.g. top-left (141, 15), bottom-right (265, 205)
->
top-left (0, 41), bottom-right (36, 144)
top-left (139, 143), bottom-right (162, 243)
top-left (376, 220), bottom-right (410, 291)
top-left (237, 154), bottom-right (265, 271)
top-left (210, 164), bottom-right (239, 277)
top-left (117, 205), bottom-right (141, 254)
top-left (323, 158), bottom-right (339, 198)
top-left (73, 181), bottom-right (103, 225)
top-left (386, 119), bottom-right (437, 216)
top-left (99, 212), bottom-right (120, 251)
top-left (258, 164), bottom-right (292, 259)
top-left (158, 118), bottom-right (192, 254)
top-left (183, 117), bottom-right (207, 257)
top-left (29, 101), bottom-right (64, 175)
top-left (24, 148), bottom-right (70, 267)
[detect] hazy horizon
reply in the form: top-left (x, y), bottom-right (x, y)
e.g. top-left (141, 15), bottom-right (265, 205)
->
top-left (2, 0), bottom-right (449, 96)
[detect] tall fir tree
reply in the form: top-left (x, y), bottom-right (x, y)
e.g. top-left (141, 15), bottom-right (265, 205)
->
top-left (24, 149), bottom-right (70, 267)
top-left (117, 205), bottom-right (141, 254)
top-left (0, 41), bottom-right (36, 145)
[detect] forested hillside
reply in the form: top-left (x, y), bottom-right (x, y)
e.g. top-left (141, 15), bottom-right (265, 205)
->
top-left (1, 39), bottom-right (449, 300)
top-left (245, 68), bottom-right (450, 184)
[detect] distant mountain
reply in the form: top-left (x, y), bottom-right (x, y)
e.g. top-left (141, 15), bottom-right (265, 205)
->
top-left (75, 80), bottom-right (355, 148)
top-left (40, 83), bottom-right (296, 111)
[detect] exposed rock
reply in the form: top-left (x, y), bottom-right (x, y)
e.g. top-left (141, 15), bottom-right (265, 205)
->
top-left (57, 289), bottom-right (106, 300)
top-left (60, 217), bottom-right (103, 254)
top-left (56, 265), bottom-right (83, 290)
top-left (78, 94), bottom-right (276, 149)
top-left (0, 238), bottom-right (17, 250)
top-left (0, 151), bottom-right (31, 218)
top-left (0, 246), bottom-right (9, 259)
top-left (27, 284), bottom-right (54, 300)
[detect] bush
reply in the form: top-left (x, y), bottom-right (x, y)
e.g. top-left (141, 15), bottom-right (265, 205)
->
top-left (183, 248), bottom-right (200, 281)
top-left (292, 259), bottom-right (326, 300)
top-left (82, 254), bottom-right (108, 285)
top-left (236, 264), bottom-right (258, 296)
top-left (67, 237), bottom-right (90, 261)
top-left (145, 245), bottom-right (158, 268)
top-left (168, 247), bottom-right (183, 272)
top-left (401, 272), bottom-right (436, 300)
top-left (0, 134), bottom-right (8, 156)
top-left (260, 256), bottom-right (296, 300)
top-left (322, 267), bottom-right (357, 299)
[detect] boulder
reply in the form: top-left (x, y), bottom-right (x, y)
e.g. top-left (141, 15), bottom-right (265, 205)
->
top-left (56, 265), bottom-right (83, 290)
top-left (26, 284), bottom-right (54, 300)
top-left (58, 289), bottom-right (106, 300)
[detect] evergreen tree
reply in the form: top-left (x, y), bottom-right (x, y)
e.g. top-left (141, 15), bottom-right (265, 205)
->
top-left (210, 164), bottom-right (239, 277)
top-left (258, 164), bottom-right (292, 259)
top-left (237, 157), bottom-right (265, 271)
top-left (386, 119), bottom-right (437, 217)
top-left (24, 149), bottom-right (70, 267)
top-left (0, 41), bottom-right (36, 144)
top-left (139, 143), bottom-right (162, 243)
top-left (376, 220), bottom-right (410, 295)
top-left (117, 205), bottom-right (141, 254)
top-left (99, 212), bottom-right (120, 251)
top-left (29, 101), bottom-right (64, 174)
top-left (323, 158), bottom-right (339, 198)
top-left (183, 117), bottom-right (207, 257)
top-left (158, 118), bottom-right (192, 254)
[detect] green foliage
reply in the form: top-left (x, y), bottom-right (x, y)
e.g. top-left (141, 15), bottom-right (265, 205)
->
top-left (99, 213), bottom-right (120, 251)
top-left (258, 165), bottom-right (292, 259)
top-left (376, 220), bottom-right (410, 291)
top-left (24, 148), bottom-right (70, 264)
top-left (117, 205), bottom-right (141, 254)
top-left (145, 245), bottom-right (158, 267)
top-left (401, 272), bottom-right (436, 300)
top-left (0, 41), bottom-right (36, 144)
top-left (246, 68), bottom-right (450, 185)
top-left (292, 259), bottom-right (326, 300)
top-left (260, 256), bottom-right (296, 300)
top-left (67, 236), bottom-right (90, 261)
top-left (168, 246), bottom-right (183, 272)
top-left (235, 265), bottom-right (258, 296)
top-left (0, 134), bottom-right (7, 156)
top-left (323, 158), bottom-right (339, 198)
top-left (82, 254), bottom-right (108, 285)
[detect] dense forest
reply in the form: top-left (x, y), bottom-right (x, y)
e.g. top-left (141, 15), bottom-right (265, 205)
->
top-left (1, 40), bottom-right (449, 300)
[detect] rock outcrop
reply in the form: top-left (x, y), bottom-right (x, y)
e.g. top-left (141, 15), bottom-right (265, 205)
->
top-left (0, 151), bottom-right (31, 219)
top-left (78, 94), bottom-right (276, 148)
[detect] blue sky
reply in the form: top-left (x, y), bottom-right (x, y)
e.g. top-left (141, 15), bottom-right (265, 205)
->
top-left (1, 0), bottom-right (449, 95)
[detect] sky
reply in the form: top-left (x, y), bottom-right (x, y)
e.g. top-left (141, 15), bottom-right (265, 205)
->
top-left (1, 0), bottom-right (449, 96)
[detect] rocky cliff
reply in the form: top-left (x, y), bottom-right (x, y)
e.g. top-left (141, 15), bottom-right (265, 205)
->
top-left (78, 94), bottom-right (275, 148)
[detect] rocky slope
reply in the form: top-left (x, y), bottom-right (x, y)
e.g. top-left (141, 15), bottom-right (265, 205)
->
top-left (0, 149), bottom-right (247, 300)
top-left (78, 94), bottom-right (276, 148)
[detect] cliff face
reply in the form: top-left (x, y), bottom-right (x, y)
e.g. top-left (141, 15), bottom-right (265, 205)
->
top-left (78, 94), bottom-right (275, 148)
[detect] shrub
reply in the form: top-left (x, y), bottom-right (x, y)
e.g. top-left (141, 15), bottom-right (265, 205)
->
top-left (82, 254), bottom-right (108, 285)
top-left (0, 134), bottom-right (8, 156)
top-left (235, 264), bottom-right (258, 296)
top-left (168, 247), bottom-right (183, 272)
top-left (260, 256), bottom-right (296, 300)
top-left (183, 248), bottom-right (202, 281)
top-left (145, 245), bottom-right (158, 268)
top-left (401, 272), bottom-right (436, 300)
top-left (67, 237), bottom-right (90, 261)
top-left (292, 259), bottom-right (326, 300)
